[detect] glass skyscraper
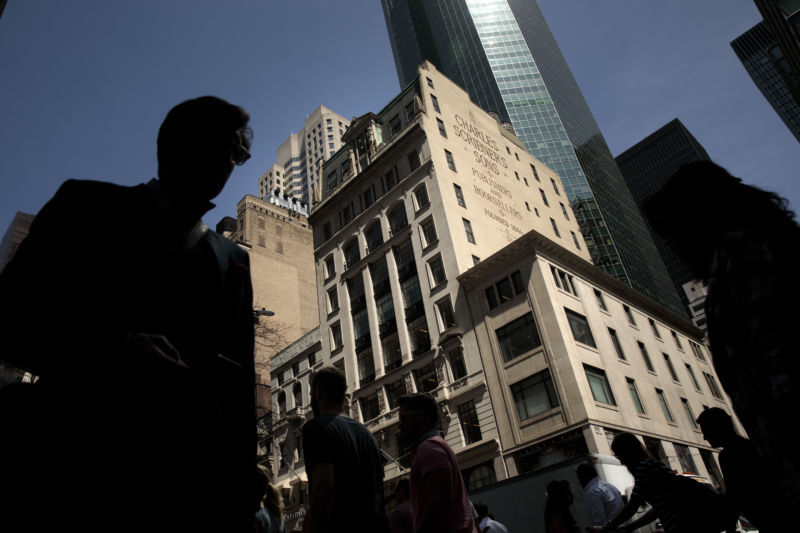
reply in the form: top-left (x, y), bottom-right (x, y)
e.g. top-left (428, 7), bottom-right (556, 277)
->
top-left (381, 0), bottom-right (685, 316)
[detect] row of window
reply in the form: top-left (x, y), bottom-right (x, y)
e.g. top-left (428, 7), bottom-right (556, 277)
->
top-left (549, 264), bottom-right (708, 363)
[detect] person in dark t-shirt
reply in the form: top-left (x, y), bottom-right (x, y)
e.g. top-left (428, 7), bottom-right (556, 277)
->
top-left (302, 367), bottom-right (386, 533)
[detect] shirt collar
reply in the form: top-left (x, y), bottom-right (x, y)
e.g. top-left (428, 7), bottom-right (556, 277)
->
top-left (414, 429), bottom-right (440, 448)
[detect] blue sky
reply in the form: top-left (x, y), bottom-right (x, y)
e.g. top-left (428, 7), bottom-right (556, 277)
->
top-left (1, 1), bottom-right (797, 233)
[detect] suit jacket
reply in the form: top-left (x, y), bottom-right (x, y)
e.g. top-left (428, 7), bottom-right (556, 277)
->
top-left (0, 179), bottom-right (256, 531)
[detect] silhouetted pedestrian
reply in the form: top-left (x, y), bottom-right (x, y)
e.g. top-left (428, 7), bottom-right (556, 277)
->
top-left (643, 161), bottom-right (800, 507)
top-left (301, 367), bottom-right (386, 533)
top-left (254, 464), bottom-right (287, 533)
top-left (589, 433), bottom-right (727, 533)
top-left (697, 407), bottom-right (789, 532)
top-left (398, 393), bottom-right (478, 533)
top-left (576, 463), bottom-right (623, 527)
top-left (544, 479), bottom-right (579, 533)
top-left (0, 96), bottom-right (256, 532)
top-left (389, 479), bottom-right (413, 533)
top-left (474, 501), bottom-right (508, 533)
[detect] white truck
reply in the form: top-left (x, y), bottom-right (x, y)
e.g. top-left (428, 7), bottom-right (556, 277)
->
top-left (469, 454), bottom-right (660, 532)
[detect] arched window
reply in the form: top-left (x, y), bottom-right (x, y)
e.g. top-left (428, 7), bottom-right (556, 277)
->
top-left (277, 391), bottom-right (287, 416)
top-left (466, 463), bottom-right (496, 491)
top-left (343, 238), bottom-right (360, 268)
top-left (388, 203), bottom-right (408, 235)
top-left (365, 220), bottom-right (383, 252)
top-left (293, 383), bottom-right (302, 409)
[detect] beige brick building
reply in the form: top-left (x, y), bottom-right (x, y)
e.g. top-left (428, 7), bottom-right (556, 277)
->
top-left (267, 62), bottom-right (733, 528)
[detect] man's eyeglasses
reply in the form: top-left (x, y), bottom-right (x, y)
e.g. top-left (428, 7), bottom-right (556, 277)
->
top-left (232, 127), bottom-right (253, 166)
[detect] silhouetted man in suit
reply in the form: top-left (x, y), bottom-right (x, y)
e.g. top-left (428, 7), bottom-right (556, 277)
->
top-left (0, 96), bottom-right (257, 532)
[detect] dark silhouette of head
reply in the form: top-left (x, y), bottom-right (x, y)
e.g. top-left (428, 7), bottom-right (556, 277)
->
top-left (157, 96), bottom-right (251, 215)
top-left (310, 366), bottom-right (347, 417)
top-left (474, 501), bottom-right (490, 519)
top-left (611, 433), bottom-right (648, 469)
top-left (544, 479), bottom-right (574, 523)
top-left (576, 463), bottom-right (598, 488)
top-left (394, 478), bottom-right (410, 504)
top-left (697, 407), bottom-right (737, 448)
top-left (397, 393), bottom-right (438, 441)
top-left (642, 161), bottom-right (796, 280)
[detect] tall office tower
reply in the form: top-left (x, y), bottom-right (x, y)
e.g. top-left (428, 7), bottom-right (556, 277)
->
top-left (732, 20), bottom-right (800, 142)
top-left (381, 0), bottom-right (684, 316)
top-left (616, 119), bottom-right (711, 324)
top-left (265, 65), bottom-right (728, 525)
top-left (258, 106), bottom-right (351, 206)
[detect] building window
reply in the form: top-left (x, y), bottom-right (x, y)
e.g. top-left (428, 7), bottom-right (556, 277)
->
top-left (457, 400), bottom-right (482, 444)
top-left (413, 184), bottom-right (430, 212)
top-left (524, 177), bottom-right (529, 186)
top-left (445, 150), bottom-right (456, 171)
top-left (540, 189), bottom-right (549, 206)
top-left (663, 353), bottom-right (679, 382)
top-left (551, 178), bottom-right (560, 196)
top-left (388, 204), bottom-right (408, 235)
top-left (454, 183), bottom-right (466, 207)
top-left (385, 380), bottom-right (405, 410)
top-left (566, 308), bottom-right (597, 348)
top-left (357, 349), bottom-right (375, 385)
top-left (463, 218), bottom-right (475, 244)
top-left (404, 101), bottom-right (415, 122)
top-left (343, 238), bottom-right (360, 269)
top-left (324, 255), bottom-right (335, 280)
top-left (649, 318), bottom-right (661, 339)
top-left (685, 363), bottom-right (701, 391)
top-left (496, 313), bottom-right (542, 362)
top-left (327, 287), bottom-right (339, 314)
top-left (360, 393), bottom-right (380, 421)
top-left (550, 265), bottom-right (578, 297)
top-left (382, 334), bottom-right (402, 372)
top-left (466, 463), bottom-right (496, 492)
top-left (560, 203), bottom-right (569, 220)
top-left (531, 164), bottom-right (540, 181)
top-left (408, 150), bottom-right (421, 171)
top-left (514, 171), bottom-right (520, 181)
top-left (525, 201), bottom-right (531, 212)
top-left (510, 370), bottom-right (558, 421)
top-left (431, 94), bottom-right (440, 113)
top-left (293, 383), bottom-right (302, 408)
top-left (437, 118), bottom-right (447, 138)
top-left (365, 221), bottom-right (383, 252)
top-left (448, 346), bottom-right (467, 379)
top-left (682, 398), bottom-right (699, 430)
top-left (656, 389), bottom-right (675, 423)
top-left (389, 114), bottom-right (401, 136)
top-left (638, 341), bottom-right (655, 372)
top-left (436, 297), bottom-right (457, 330)
top-left (672, 331), bottom-right (684, 350)
top-left (703, 372), bottom-right (724, 399)
top-left (308, 352), bottom-right (316, 367)
top-left (426, 77), bottom-right (434, 88)
top-left (627, 378), bottom-right (646, 414)
top-left (594, 289), bottom-right (607, 311)
top-left (570, 231), bottom-right (580, 250)
top-left (427, 255), bottom-right (446, 287)
top-left (414, 363), bottom-right (438, 393)
top-left (472, 255), bottom-right (480, 266)
top-left (623, 305), bottom-right (636, 326)
top-left (550, 218), bottom-right (561, 238)
top-left (277, 391), bottom-right (286, 416)
top-left (585, 365), bottom-right (616, 405)
top-left (408, 315), bottom-right (431, 356)
top-left (419, 217), bottom-right (437, 248)
top-left (690, 341), bottom-right (706, 361)
top-left (485, 271), bottom-right (525, 310)
top-left (608, 328), bottom-right (626, 360)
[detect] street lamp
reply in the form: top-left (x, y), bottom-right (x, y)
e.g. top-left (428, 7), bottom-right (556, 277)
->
top-left (254, 308), bottom-right (275, 317)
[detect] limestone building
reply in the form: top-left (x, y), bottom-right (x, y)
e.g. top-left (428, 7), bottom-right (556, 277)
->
top-left (267, 62), bottom-right (732, 522)
top-left (221, 195), bottom-right (318, 427)
top-left (258, 106), bottom-right (351, 206)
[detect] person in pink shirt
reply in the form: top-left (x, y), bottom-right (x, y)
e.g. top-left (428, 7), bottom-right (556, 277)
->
top-left (398, 393), bottom-right (478, 533)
